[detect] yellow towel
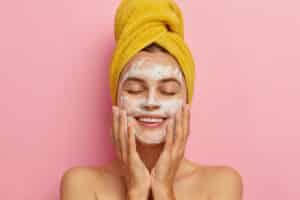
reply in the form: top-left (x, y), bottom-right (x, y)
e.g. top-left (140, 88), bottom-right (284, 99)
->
top-left (109, 0), bottom-right (195, 105)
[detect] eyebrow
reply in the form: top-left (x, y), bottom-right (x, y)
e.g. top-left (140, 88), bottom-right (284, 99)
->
top-left (124, 77), bottom-right (145, 83)
top-left (160, 78), bottom-right (181, 85)
top-left (124, 77), bottom-right (181, 85)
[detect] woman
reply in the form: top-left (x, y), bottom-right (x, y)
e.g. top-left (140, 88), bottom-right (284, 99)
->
top-left (60, 0), bottom-right (243, 200)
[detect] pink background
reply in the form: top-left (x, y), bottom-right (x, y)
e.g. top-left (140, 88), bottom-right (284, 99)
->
top-left (0, 0), bottom-right (299, 199)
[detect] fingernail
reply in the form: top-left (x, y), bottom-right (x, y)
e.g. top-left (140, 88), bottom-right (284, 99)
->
top-left (128, 116), bottom-right (132, 124)
top-left (127, 117), bottom-right (132, 126)
top-left (169, 118), bottom-right (174, 125)
top-left (166, 118), bottom-right (170, 126)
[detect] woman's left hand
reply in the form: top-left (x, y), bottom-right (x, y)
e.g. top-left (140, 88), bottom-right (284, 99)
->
top-left (150, 104), bottom-right (191, 200)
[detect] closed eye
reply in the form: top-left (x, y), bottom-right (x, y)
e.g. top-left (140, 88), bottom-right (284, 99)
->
top-left (159, 82), bottom-right (180, 95)
top-left (162, 91), bottom-right (177, 95)
top-left (126, 90), bottom-right (143, 94)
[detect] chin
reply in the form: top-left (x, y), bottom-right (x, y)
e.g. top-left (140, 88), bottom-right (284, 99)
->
top-left (135, 129), bottom-right (166, 146)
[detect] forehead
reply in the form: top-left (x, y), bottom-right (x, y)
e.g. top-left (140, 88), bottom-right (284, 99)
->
top-left (119, 51), bottom-right (185, 82)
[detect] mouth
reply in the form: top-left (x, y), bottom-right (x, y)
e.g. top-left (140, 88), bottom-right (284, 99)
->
top-left (134, 115), bottom-right (168, 129)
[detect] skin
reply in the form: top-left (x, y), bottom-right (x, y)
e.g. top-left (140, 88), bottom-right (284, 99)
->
top-left (60, 50), bottom-right (243, 200)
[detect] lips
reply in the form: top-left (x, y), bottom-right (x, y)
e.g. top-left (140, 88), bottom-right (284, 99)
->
top-left (134, 115), bottom-right (168, 128)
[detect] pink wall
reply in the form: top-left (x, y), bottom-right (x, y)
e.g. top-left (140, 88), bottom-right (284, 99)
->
top-left (0, 0), bottom-right (299, 199)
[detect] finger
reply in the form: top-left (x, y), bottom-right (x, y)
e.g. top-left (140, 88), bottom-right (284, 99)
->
top-left (127, 119), bottom-right (145, 167)
top-left (187, 104), bottom-right (191, 138)
top-left (112, 106), bottom-right (118, 143)
top-left (127, 117), bottom-right (137, 159)
top-left (164, 118), bottom-right (174, 152)
top-left (185, 105), bottom-right (191, 147)
top-left (119, 109), bottom-right (128, 163)
top-left (181, 104), bottom-right (190, 154)
top-left (183, 104), bottom-right (190, 143)
top-left (173, 105), bottom-right (184, 154)
top-left (112, 106), bottom-right (122, 160)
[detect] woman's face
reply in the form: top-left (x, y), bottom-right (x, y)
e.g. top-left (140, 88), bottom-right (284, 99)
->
top-left (117, 50), bottom-right (187, 145)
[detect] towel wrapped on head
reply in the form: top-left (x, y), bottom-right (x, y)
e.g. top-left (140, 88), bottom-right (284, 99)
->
top-left (109, 0), bottom-right (195, 105)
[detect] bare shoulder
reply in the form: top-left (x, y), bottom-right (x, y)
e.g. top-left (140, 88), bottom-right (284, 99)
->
top-left (207, 165), bottom-right (243, 193)
top-left (60, 162), bottom-right (123, 200)
top-left (193, 163), bottom-right (243, 199)
top-left (59, 166), bottom-right (103, 200)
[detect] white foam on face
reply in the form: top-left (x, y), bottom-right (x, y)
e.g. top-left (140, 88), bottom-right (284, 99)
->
top-left (117, 57), bottom-right (186, 144)
top-left (119, 59), bottom-right (185, 86)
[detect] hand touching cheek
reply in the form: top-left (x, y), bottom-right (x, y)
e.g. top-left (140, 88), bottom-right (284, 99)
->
top-left (111, 106), bottom-right (151, 200)
top-left (150, 104), bottom-right (191, 200)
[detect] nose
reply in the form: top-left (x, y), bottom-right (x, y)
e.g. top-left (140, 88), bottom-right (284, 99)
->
top-left (141, 89), bottom-right (160, 111)
top-left (143, 103), bottom-right (160, 111)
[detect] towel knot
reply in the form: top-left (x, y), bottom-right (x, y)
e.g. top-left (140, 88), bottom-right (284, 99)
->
top-left (115, 0), bottom-right (184, 42)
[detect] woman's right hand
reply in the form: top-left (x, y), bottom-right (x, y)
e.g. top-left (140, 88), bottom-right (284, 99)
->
top-left (111, 106), bottom-right (151, 200)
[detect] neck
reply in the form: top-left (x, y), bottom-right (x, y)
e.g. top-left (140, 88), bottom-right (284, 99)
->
top-left (136, 140), bottom-right (164, 171)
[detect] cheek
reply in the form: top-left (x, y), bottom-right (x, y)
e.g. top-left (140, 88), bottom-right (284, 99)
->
top-left (119, 95), bottom-right (142, 113)
top-left (160, 99), bottom-right (184, 116)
